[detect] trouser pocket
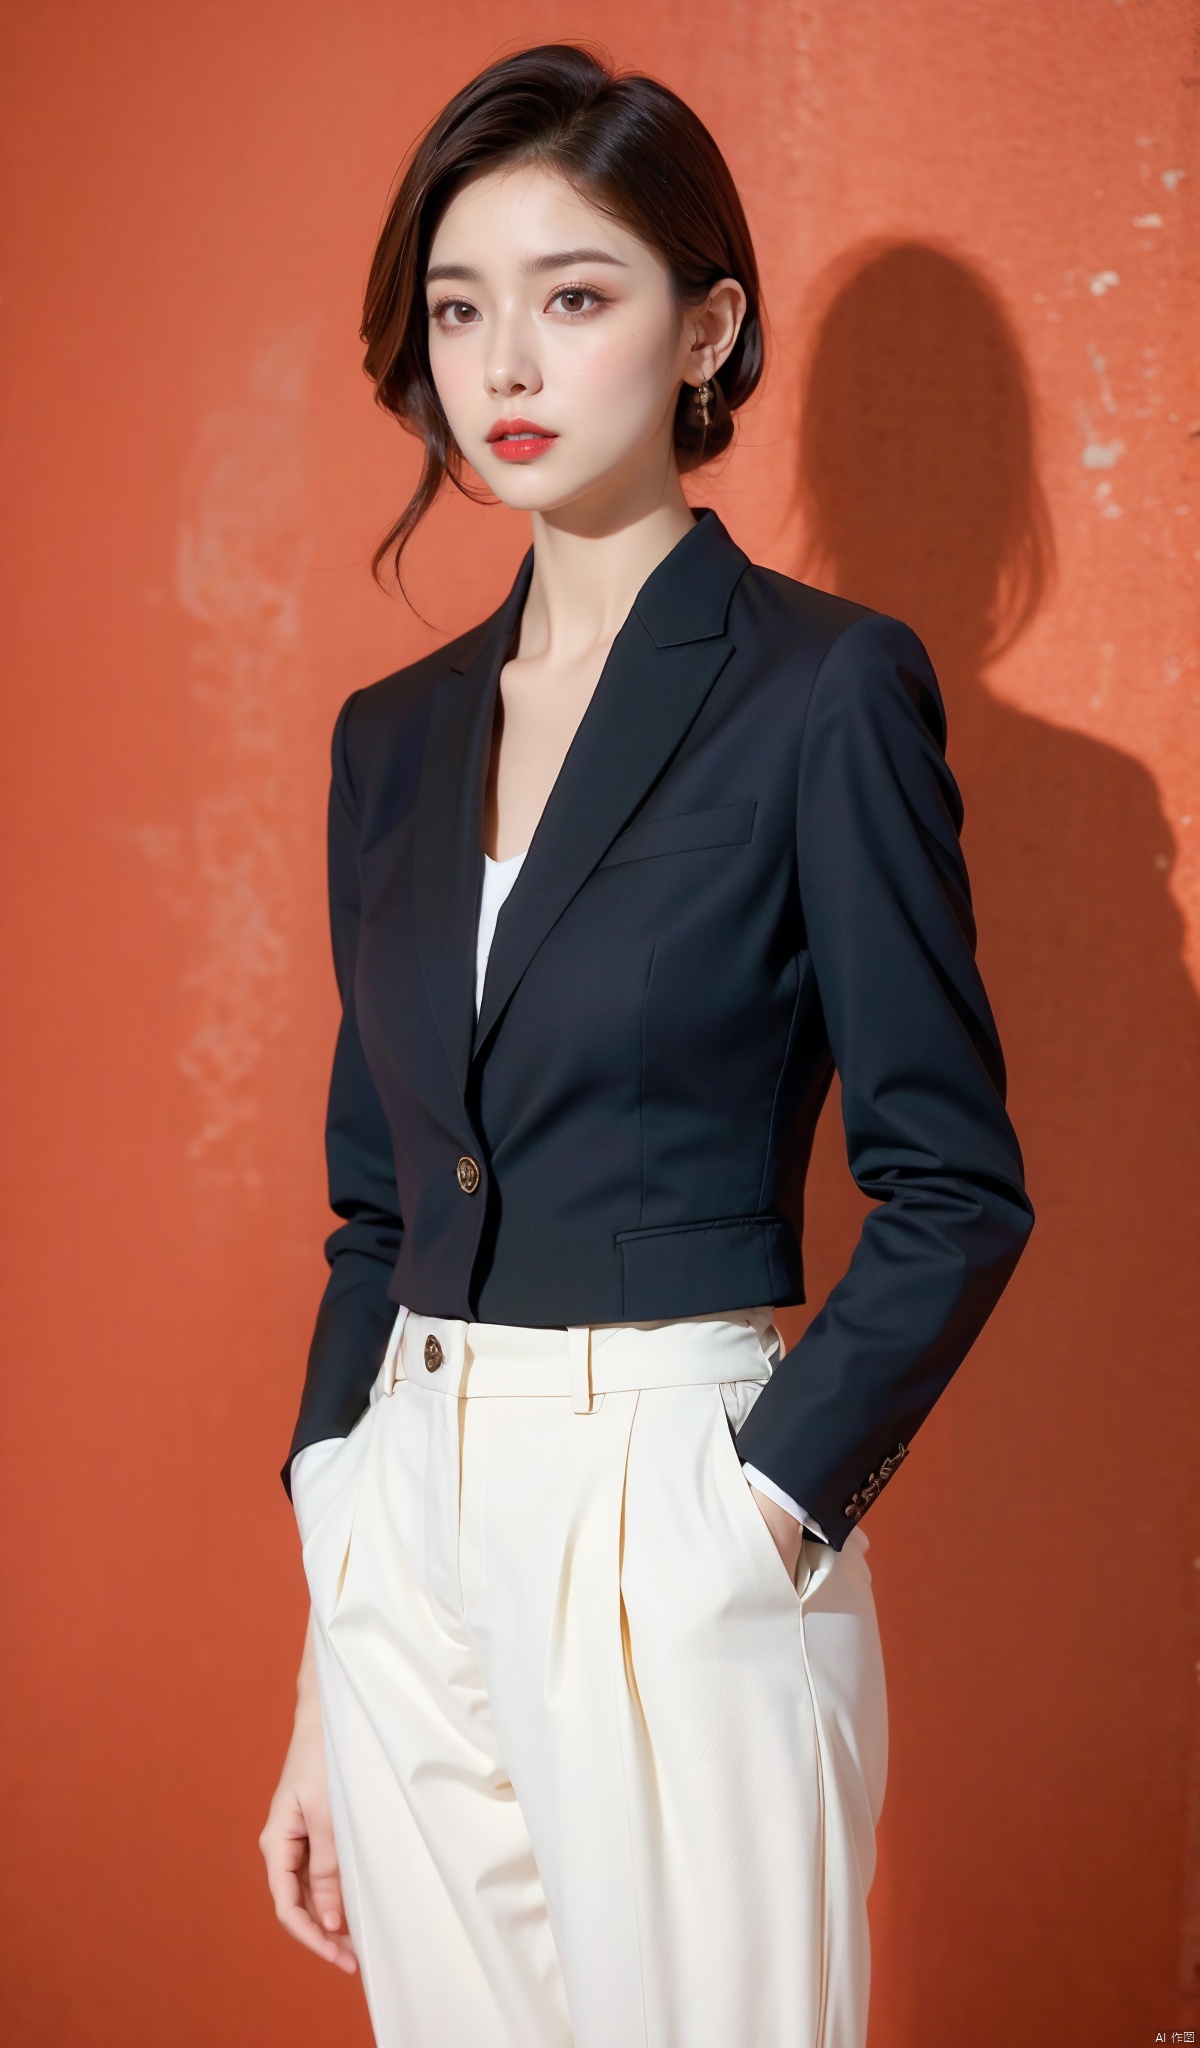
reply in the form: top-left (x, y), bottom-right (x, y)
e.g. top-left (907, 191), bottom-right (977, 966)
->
top-left (299, 1402), bottom-right (377, 1630)
top-left (711, 1382), bottom-right (809, 1609)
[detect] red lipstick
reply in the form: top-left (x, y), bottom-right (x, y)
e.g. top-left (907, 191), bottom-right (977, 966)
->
top-left (486, 417), bottom-right (558, 462)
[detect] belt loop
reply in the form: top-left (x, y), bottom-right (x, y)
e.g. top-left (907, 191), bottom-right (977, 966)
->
top-left (377, 1307), bottom-right (408, 1400)
top-left (567, 1326), bottom-right (596, 1414)
top-left (760, 1317), bottom-right (785, 1368)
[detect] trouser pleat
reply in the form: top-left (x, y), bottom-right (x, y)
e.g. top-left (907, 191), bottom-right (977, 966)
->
top-left (297, 1318), bottom-right (886, 2048)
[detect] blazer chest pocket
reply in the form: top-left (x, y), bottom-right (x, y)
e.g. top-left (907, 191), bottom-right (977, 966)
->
top-left (599, 799), bottom-right (757, 868)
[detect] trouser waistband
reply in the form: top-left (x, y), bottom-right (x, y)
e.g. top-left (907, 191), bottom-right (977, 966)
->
top-left (378, 1309), bottom-right (784, 1414)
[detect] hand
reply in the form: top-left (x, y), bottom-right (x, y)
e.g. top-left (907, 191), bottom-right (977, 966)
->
top-left (747, 1481), bottom-right (804, 1586)
top-left (259, 1617), bottom-right (358, 1975)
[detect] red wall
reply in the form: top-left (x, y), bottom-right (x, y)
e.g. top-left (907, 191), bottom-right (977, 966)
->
top-left (2, 4), bottom-right (1197, 2042)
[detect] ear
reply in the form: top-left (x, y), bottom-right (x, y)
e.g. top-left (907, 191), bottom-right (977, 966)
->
top-left (682, 278), bottom-right (748, 390)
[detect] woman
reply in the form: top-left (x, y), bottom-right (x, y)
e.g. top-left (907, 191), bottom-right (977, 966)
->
top-left (259, 43), bottom-right (1033, 2048)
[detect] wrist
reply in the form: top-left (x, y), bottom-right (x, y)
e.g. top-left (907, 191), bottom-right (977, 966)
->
top-left (294, 1677), bottom-right (321, 1718)
top-left (747, 1480), bottom-right (802, 1545)
top-left (295, 1610), bottom-right (320, 1713)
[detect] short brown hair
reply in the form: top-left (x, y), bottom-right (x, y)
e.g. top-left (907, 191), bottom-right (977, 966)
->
top-left (361, 43), bottom-right (764, 587)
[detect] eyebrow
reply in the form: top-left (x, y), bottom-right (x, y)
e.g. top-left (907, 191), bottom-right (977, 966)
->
top-left (424, 248), bottom-right (630, 286)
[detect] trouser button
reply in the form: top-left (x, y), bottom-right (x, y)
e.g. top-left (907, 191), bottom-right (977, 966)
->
top-left (424, 1335), bottom-right (444, 1372)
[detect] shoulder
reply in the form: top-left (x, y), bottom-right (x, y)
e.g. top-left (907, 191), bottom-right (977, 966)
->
top-left (729, 560), bottom-right (946, 752)
top-left (329, 611), bottom-right (497, 809)
top-left (734, 558), bottom-right (876, 653)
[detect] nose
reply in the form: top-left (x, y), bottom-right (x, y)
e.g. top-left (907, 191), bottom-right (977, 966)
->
top-left (483, 303), bottom-right (542, 401)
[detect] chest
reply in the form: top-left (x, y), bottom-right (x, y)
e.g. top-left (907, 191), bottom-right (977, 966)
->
top-left (486, 642), bottom-right (611, 860)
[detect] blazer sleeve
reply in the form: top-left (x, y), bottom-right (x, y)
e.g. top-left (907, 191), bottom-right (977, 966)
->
top-left (280, 690), bottom-right (404, 1498)
top-left (731, 611), bottom-right (1035, 1546)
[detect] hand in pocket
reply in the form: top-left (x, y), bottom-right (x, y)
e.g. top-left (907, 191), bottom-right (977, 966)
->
top-left (746, 1478), bottom-right (804, 1587)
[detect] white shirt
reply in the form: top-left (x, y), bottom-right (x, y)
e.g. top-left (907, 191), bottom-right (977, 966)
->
top-left (293, 850), bottom-right (827, 1545)
top-left (475, 845), bottom-right (528, 1014)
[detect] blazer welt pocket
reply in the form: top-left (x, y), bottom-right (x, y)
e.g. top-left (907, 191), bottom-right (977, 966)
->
top-left (599, 799), bottom-right (757, 868)
top-left (615, 1212), bottom-right (803, 1322)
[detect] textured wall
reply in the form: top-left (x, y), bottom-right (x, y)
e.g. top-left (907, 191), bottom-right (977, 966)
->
top-left (1, 2), bottom-right (1197, 2042)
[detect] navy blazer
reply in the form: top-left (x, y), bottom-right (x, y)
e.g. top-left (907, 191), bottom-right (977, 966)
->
top-left (283, 509), bottom-right (1034, 1549)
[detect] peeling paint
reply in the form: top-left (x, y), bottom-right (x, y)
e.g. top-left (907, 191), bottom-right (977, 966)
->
top-left (1077, 392), bottom-right (1126, 471)
top-left (1087, 345), bottom-right (1119, 415)
top-left (1082, 440), bottom-right (1126, 468)
top-left (173, 320), bottom-right (316, 1191)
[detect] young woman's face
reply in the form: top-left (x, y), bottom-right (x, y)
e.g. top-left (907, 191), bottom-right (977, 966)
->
top-left (424, 163), bottom-right (737, 517)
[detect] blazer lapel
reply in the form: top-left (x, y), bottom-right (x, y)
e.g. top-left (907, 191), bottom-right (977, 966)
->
top-left (475, 510), bottom-right (749, 1050)
top-left (412, 549), bottom-right (534, 1098)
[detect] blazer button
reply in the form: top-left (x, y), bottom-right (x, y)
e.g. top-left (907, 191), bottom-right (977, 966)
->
top-left (424, 1334), bottom-right (444, 1372)
top-left (456, 1155), bottom-right (481, 1194)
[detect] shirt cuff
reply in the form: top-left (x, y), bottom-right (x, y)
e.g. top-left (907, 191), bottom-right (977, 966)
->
top-left (740, 1461), bottom-right (829, 1545)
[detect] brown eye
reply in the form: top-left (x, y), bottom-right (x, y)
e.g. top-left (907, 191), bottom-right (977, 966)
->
top-left (548, 285), bottom-right (603, 318)
top-left (431, 299), bottom-right (479, 327)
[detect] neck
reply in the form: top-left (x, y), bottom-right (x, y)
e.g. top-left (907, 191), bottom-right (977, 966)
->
top-left (518, 461), bottom-right (696, 662)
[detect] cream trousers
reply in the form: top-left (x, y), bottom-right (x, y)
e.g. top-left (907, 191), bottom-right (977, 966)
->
top-left (294, 1309), bottom-right (888, 2048)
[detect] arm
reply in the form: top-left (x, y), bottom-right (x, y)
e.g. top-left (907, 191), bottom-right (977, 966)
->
top-left (732, 612), bottom-right (1035, 1545)
top-left (281, 689), bottom-right (405, 1494)
top-left (263, 693), bottom-right (405, 1959)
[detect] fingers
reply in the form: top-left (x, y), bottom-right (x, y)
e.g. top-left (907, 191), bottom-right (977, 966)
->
top-left (305, 1811), bottom-right (351, 1951)
top-left (259, 1791), bottom-right (358, 1975)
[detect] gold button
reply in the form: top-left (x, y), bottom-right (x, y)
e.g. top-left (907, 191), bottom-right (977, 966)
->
top-left (456, 1154), bottom-right (481, 1194)
top-left (424, 1334), bottom-right (444, 1372)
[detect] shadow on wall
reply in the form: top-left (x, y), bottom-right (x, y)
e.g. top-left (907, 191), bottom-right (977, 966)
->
top-left (787, 240), bottom-right (1200, 2042)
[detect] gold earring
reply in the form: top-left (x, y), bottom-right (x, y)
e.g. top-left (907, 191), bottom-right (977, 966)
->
top-left (695, 379), bottom-right (713, 429)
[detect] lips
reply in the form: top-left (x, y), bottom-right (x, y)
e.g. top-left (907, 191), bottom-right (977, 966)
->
top-left (486, 417), bottom-right (558, 463)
